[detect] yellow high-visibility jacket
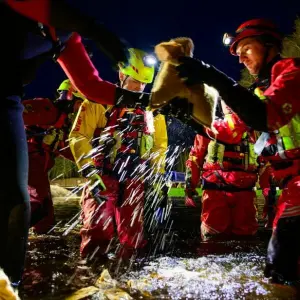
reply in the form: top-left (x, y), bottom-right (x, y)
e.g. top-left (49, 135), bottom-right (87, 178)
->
top-left (69, 99), bottom-right (168, 174)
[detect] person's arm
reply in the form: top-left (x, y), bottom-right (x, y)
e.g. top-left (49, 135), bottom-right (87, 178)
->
top-left (57, 33), bottom-right (117, 105)
top-left (264, 58), bottom-right (300, 131)
top-left (69, 99), bottom-right (108, 201)
top-left (69, 100), bottom-right (107, 170)
top-left (177, 57), bottom-right (300, 131)
top-left (223, 58), bottom-right (300, 131)
top-left (185, 134), bottom-right (209, 206)
top-left (185, 134), bottom-right (209, 190)
top-left (57, 33), bottom-right (150, 106)
top-left (6, 0), bottom-right (128, 64)
top-left (5, 0), bottom-right (111, 41)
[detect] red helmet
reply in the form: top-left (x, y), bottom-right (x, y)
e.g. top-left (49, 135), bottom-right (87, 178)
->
top-left (223, 19), bottom-right (283, 56)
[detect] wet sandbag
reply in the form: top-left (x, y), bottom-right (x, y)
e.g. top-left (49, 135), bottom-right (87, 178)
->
top-left (66, 269), bottom-right (132, 300)
top-left (96, 269), bottom-right (132, 300)
top-left (150, 37), bottom-right (218, 128)
top-left (0, 268), bottom-right (20, 300)
top-left (65, 286), bottom-right (99, 300)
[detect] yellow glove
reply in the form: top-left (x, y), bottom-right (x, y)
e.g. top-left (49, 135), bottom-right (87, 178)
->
top-left (43, 127), bottom-right (57, 145)
top-left (83, 167), bottom-right (107, 204)
top-left (89, 173), bottom-right (106, 192)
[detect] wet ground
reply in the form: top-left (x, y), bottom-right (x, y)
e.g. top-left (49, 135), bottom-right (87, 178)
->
top-left (19, 192), bottom-right (299, 300)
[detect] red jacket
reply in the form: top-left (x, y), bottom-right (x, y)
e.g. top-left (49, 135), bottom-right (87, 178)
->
top-left (256, 58), bottom-right (300, 178)
top-left (186, 112), bottom-right (258, 190)
top-left (5, 0), bottom-right (117, 105)
top-left (265, 58), bottom-right (300, 131)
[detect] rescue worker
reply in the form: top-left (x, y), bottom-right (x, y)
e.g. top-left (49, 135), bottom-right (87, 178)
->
top-left (176, 19), bottom-right (300, 284)
top-left (24, 79), bottom-right (85, 234)
top-left (1, 0), bottom-right (150, 286)
top-left (69, 48), bottom-right (168, 258)
top-left (185, 99), bottom-right (259, 240)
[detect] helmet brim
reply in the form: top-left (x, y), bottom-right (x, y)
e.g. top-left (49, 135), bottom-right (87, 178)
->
top-left (230, 29), bottom-right (282, 55)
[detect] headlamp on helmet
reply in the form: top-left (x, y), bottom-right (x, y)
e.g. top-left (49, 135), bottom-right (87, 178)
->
top-left (223, 19), bottom-right (283, 56)
top-left (223, 33), bottom-right (235, 47)
top-left (119, 48), bottom-right (155, 84)
top-left (143, 54), bottom-right (157, 67)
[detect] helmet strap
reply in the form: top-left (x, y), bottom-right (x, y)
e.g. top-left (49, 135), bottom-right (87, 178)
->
top-left (120, 75), bottom-right (130, 89)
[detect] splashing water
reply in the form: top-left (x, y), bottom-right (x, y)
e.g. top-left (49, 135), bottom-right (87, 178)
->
top-left (120, 254), bottom-right (297, 300)
top-left (37, 113), bottom-right (298, 300)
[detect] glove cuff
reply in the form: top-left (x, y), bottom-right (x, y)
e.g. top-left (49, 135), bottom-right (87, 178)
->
top-left (207, 65), bottom-right (236, 97)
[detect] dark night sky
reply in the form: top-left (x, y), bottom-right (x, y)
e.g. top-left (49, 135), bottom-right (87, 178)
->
top-left (24, 0), bottom-right (300, 99)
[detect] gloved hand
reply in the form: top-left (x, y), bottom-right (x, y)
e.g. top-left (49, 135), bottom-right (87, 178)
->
top-left (42, 127), bottom-right (57, 146)
top-left (185, 188), bottom-right (198, 207)
top-left (176, 56), bottom-right (235, 90)
top-left (115, 87), bottom-right (150, 107)
top-left (82, 166), bottom-right (107, 205)
top-left (176, 56), bottom-right (268, 131)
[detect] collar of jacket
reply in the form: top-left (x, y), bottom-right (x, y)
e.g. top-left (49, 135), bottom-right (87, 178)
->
top-left (249, 54), bottom-right (282, 92)
top-left (257, 54), bottom-right (282, 81)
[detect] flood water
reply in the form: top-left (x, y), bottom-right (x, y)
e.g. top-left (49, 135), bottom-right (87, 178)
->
top-left (19, 194), bottom-right (299, 300)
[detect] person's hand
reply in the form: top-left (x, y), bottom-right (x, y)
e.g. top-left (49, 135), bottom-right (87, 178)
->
top-left (88, 173), bottom-right (107, 204)
top-left (176, 56), bottom-right (236, 92)
top-left (176, 56), bottom-right (211, 86)
top-left (82, 167), bottom-right (107, 204)
top-left (42, 127), bottom-right (57, 146)
top-left (185, 188), bottom-right (198, 207)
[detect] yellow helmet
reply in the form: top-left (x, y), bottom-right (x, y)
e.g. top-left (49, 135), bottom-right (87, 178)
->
top-left (119, 48), bottom-right (156, 84)
top-left (57, 79), bottom-right (85, 101)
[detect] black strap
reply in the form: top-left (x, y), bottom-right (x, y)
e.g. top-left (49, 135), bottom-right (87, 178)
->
top-left (213, 170), bottom-right (228, 186)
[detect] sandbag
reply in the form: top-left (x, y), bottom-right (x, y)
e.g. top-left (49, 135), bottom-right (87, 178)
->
top-left (150, 37), bottom-right (218, 128)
